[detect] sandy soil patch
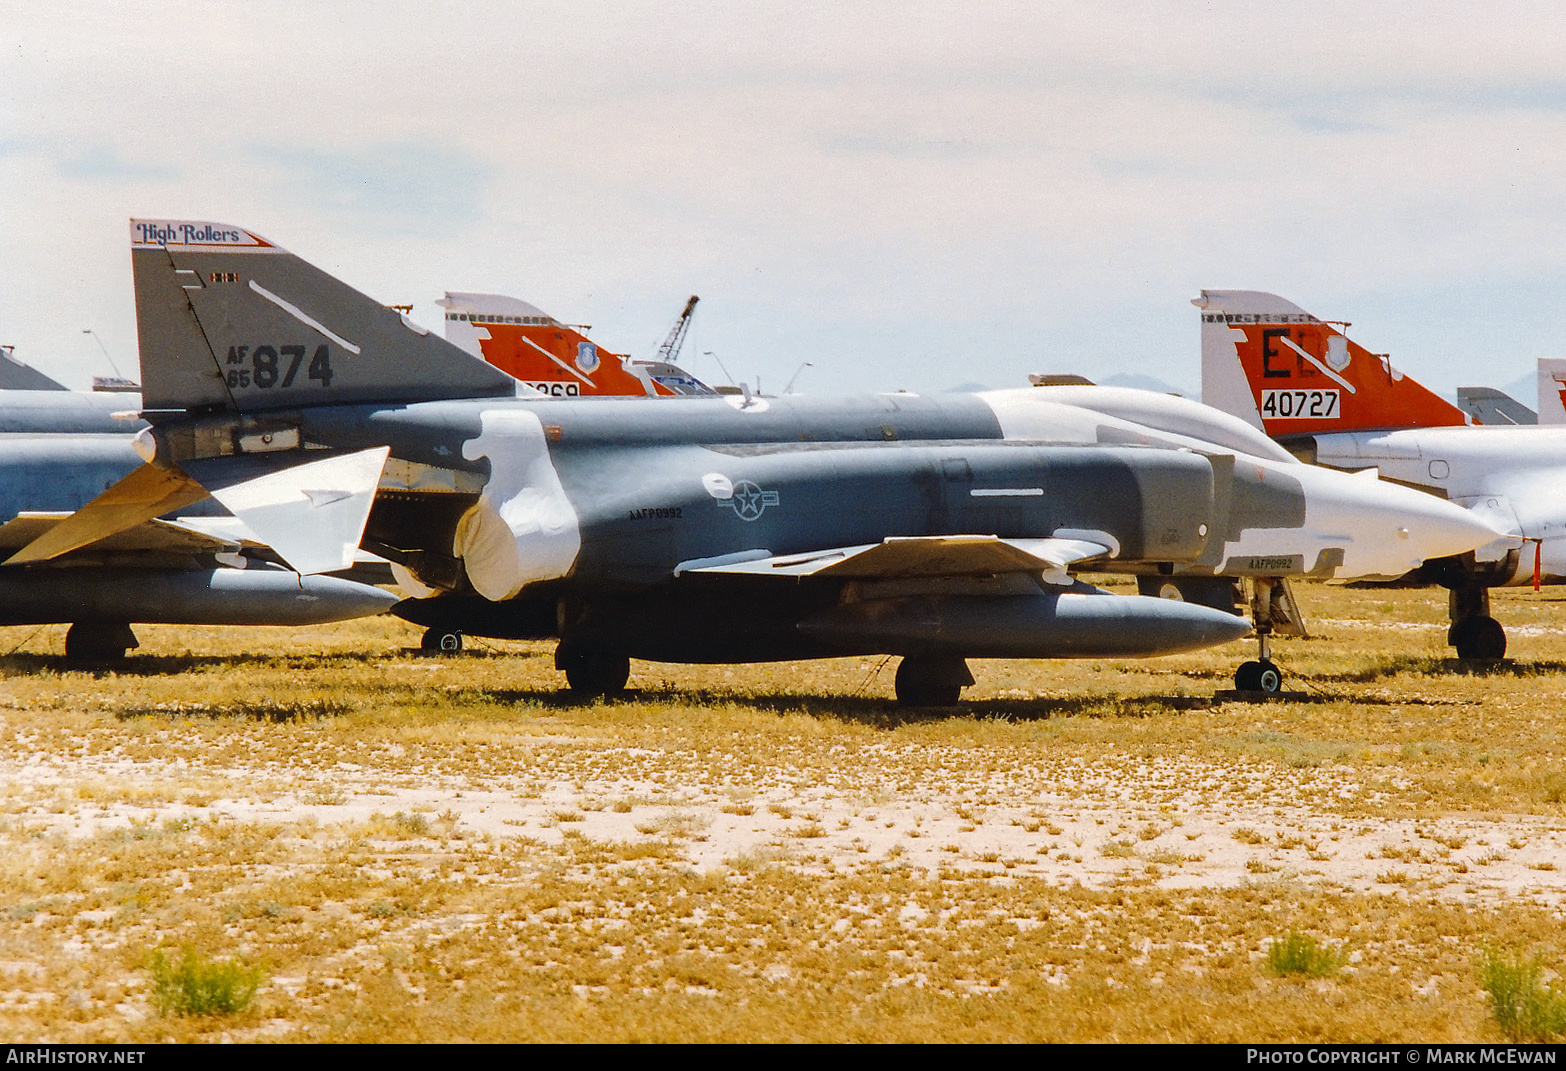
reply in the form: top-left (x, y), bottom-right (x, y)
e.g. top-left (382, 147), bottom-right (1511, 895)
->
top-left (0, 582), bottom-right (1561, 1040)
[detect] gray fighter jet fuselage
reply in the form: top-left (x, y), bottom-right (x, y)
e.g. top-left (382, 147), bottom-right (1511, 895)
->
top-left (301, 392), bottom-right (1218, 664)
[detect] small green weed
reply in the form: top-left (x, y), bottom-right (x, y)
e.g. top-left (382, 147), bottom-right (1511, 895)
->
top-left (393, 812), bottom-right (430, 836)
top-left (1481, 949), bottom-right (1566, 1042)
top-left (1265, 931), bottom-right (1346, 978)
top-left (147, 948), bottom-right (265, 1017)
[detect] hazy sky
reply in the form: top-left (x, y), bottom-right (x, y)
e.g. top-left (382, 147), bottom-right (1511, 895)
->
top-left (6, 1), bottom-right (1566, 401)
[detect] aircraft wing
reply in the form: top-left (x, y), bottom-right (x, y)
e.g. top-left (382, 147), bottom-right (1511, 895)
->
top-left (682, 534), bottom-right (1112, 584)
top-left (0, 512), bottom-right (261, 557)
top-left (3, 446), bottom-right (392, 575)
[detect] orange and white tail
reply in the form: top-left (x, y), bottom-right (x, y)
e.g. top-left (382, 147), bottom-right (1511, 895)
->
top-left (1537, 358), bottom-right (1566, 424)
top-left (439, 292), bottom-right (711, 398)
top-left (1196, 290), bottom-right (1469, 437)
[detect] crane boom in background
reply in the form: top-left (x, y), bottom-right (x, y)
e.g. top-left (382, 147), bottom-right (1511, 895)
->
top-left (656, 295), bottom-right (699, 364)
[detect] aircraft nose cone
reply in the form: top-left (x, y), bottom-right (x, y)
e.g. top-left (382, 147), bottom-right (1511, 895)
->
top-left (1299, 466), bottom-right (1515, 579)
top-left (1398, 487), bottom-right (1513, 559)
top-left (1376, 482), bottom-right (1515, 571)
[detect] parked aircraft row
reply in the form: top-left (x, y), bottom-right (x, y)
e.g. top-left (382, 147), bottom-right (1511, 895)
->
top-left (0, 276), bottom-right (713, 662)
top-left (0, 219), bottom-right (1506, 704)
top-left (12, 221), bottom-right (1561, 701)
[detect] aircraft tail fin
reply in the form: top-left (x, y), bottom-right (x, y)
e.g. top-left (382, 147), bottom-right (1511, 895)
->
top-left (130, 220), bottom-right (518, 416)
top-left (1195, 290), bottom-right (1469, 436)
top-left (1456, 386), bottom-right (1536, 426)
top-left (1537, 358), bottom-right (1566, 424)
top-left (0, 349), bottom-right (68, 392)
top-left (438, 291), bottom-right (714, 398)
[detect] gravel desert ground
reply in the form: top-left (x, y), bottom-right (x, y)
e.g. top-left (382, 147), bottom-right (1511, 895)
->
top-left (0, 579), bottom-right (1564, 1041)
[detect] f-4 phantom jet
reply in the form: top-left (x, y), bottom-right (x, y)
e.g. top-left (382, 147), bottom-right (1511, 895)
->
top-left (28, 221), bottom-right (1503, 701)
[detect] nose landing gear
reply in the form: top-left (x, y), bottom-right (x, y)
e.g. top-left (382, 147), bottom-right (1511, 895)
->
top-left (1448, 581), bottom-right (1507, 660)
top-left (1232, 577), bottom-right (1304, 696)
top-left (1234, 652), bottom-right (1284, 695)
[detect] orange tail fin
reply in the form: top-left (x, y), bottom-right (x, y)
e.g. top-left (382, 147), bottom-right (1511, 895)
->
top-left (439, 292), bottom-right (696, 398)
top-left (1536, 358), bottom-right (1566, 425)
top-left (1196, 290), bottom-right (1468, 436)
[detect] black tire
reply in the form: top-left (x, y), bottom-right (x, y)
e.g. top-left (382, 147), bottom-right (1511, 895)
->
top-left (558, 645), bottom-right (630, 696)
top-left (421, 628), bottom-right (463, 654)
top-left (64, 622), bottom-right (137, 663)
top-left (895, 681), bottom-right (962, 707)
top-left (1234, 660), bottom-right (1262, 691)
top-left (1453, 616), bottom-right (1507, 660)
top-left (1235, 660), bottom-right (1284, 694)
top-left (893, 657), bottom-right (970, 707)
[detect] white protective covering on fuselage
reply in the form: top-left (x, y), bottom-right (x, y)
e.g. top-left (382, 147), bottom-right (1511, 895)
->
top-left (979, 387), bottom-right (1504, 581)
top-left (454, 409), bottom-right (581, 600)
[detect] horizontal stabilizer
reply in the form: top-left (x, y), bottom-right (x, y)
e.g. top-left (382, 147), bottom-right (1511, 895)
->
top-left (4, 462), bottom-right (210, 565)
top-left (686, 534), bottom-right (1112, 581)
top-left (208, 447), bottom-right (390, 575)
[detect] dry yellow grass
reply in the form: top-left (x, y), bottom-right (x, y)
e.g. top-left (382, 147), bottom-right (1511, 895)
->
top-left (0, 580), bottom-right (1562, 1040)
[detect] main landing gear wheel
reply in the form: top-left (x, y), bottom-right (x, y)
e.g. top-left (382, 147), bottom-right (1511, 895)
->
top-left (421, 628), bottom-right (463, 654)
top-left (64, 622), bottom-right (137, 664)
top-left (1451, 615), bottom-right (1506, 660)
top-left (1234, 659), bottom-right (1283, 695)
top-left (893, 656), bottom-right (973, 708)
top-left (557, 644), bottom-right (630, 697)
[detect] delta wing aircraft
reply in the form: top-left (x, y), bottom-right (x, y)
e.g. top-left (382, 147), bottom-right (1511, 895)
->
top-left (0, 351), bottom-right (394, 660)
top-left (1195, 289), bottom-right (1564, 659)
top-left (24, 221), bottom-right (1503, 701)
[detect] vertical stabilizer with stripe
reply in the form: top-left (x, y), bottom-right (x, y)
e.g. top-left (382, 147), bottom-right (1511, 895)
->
top-left (1196, 290), bottom-right (1469, 436)
top-left (131, 220), bottom-right (518, 415)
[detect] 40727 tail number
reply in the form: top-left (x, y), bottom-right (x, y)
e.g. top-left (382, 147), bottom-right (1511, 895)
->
top-left (1260, 389), bottom-right (1339, 419)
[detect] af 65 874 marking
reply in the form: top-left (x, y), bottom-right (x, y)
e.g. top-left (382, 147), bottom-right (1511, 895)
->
top-left (224, 344), bottom-right (334, 390)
